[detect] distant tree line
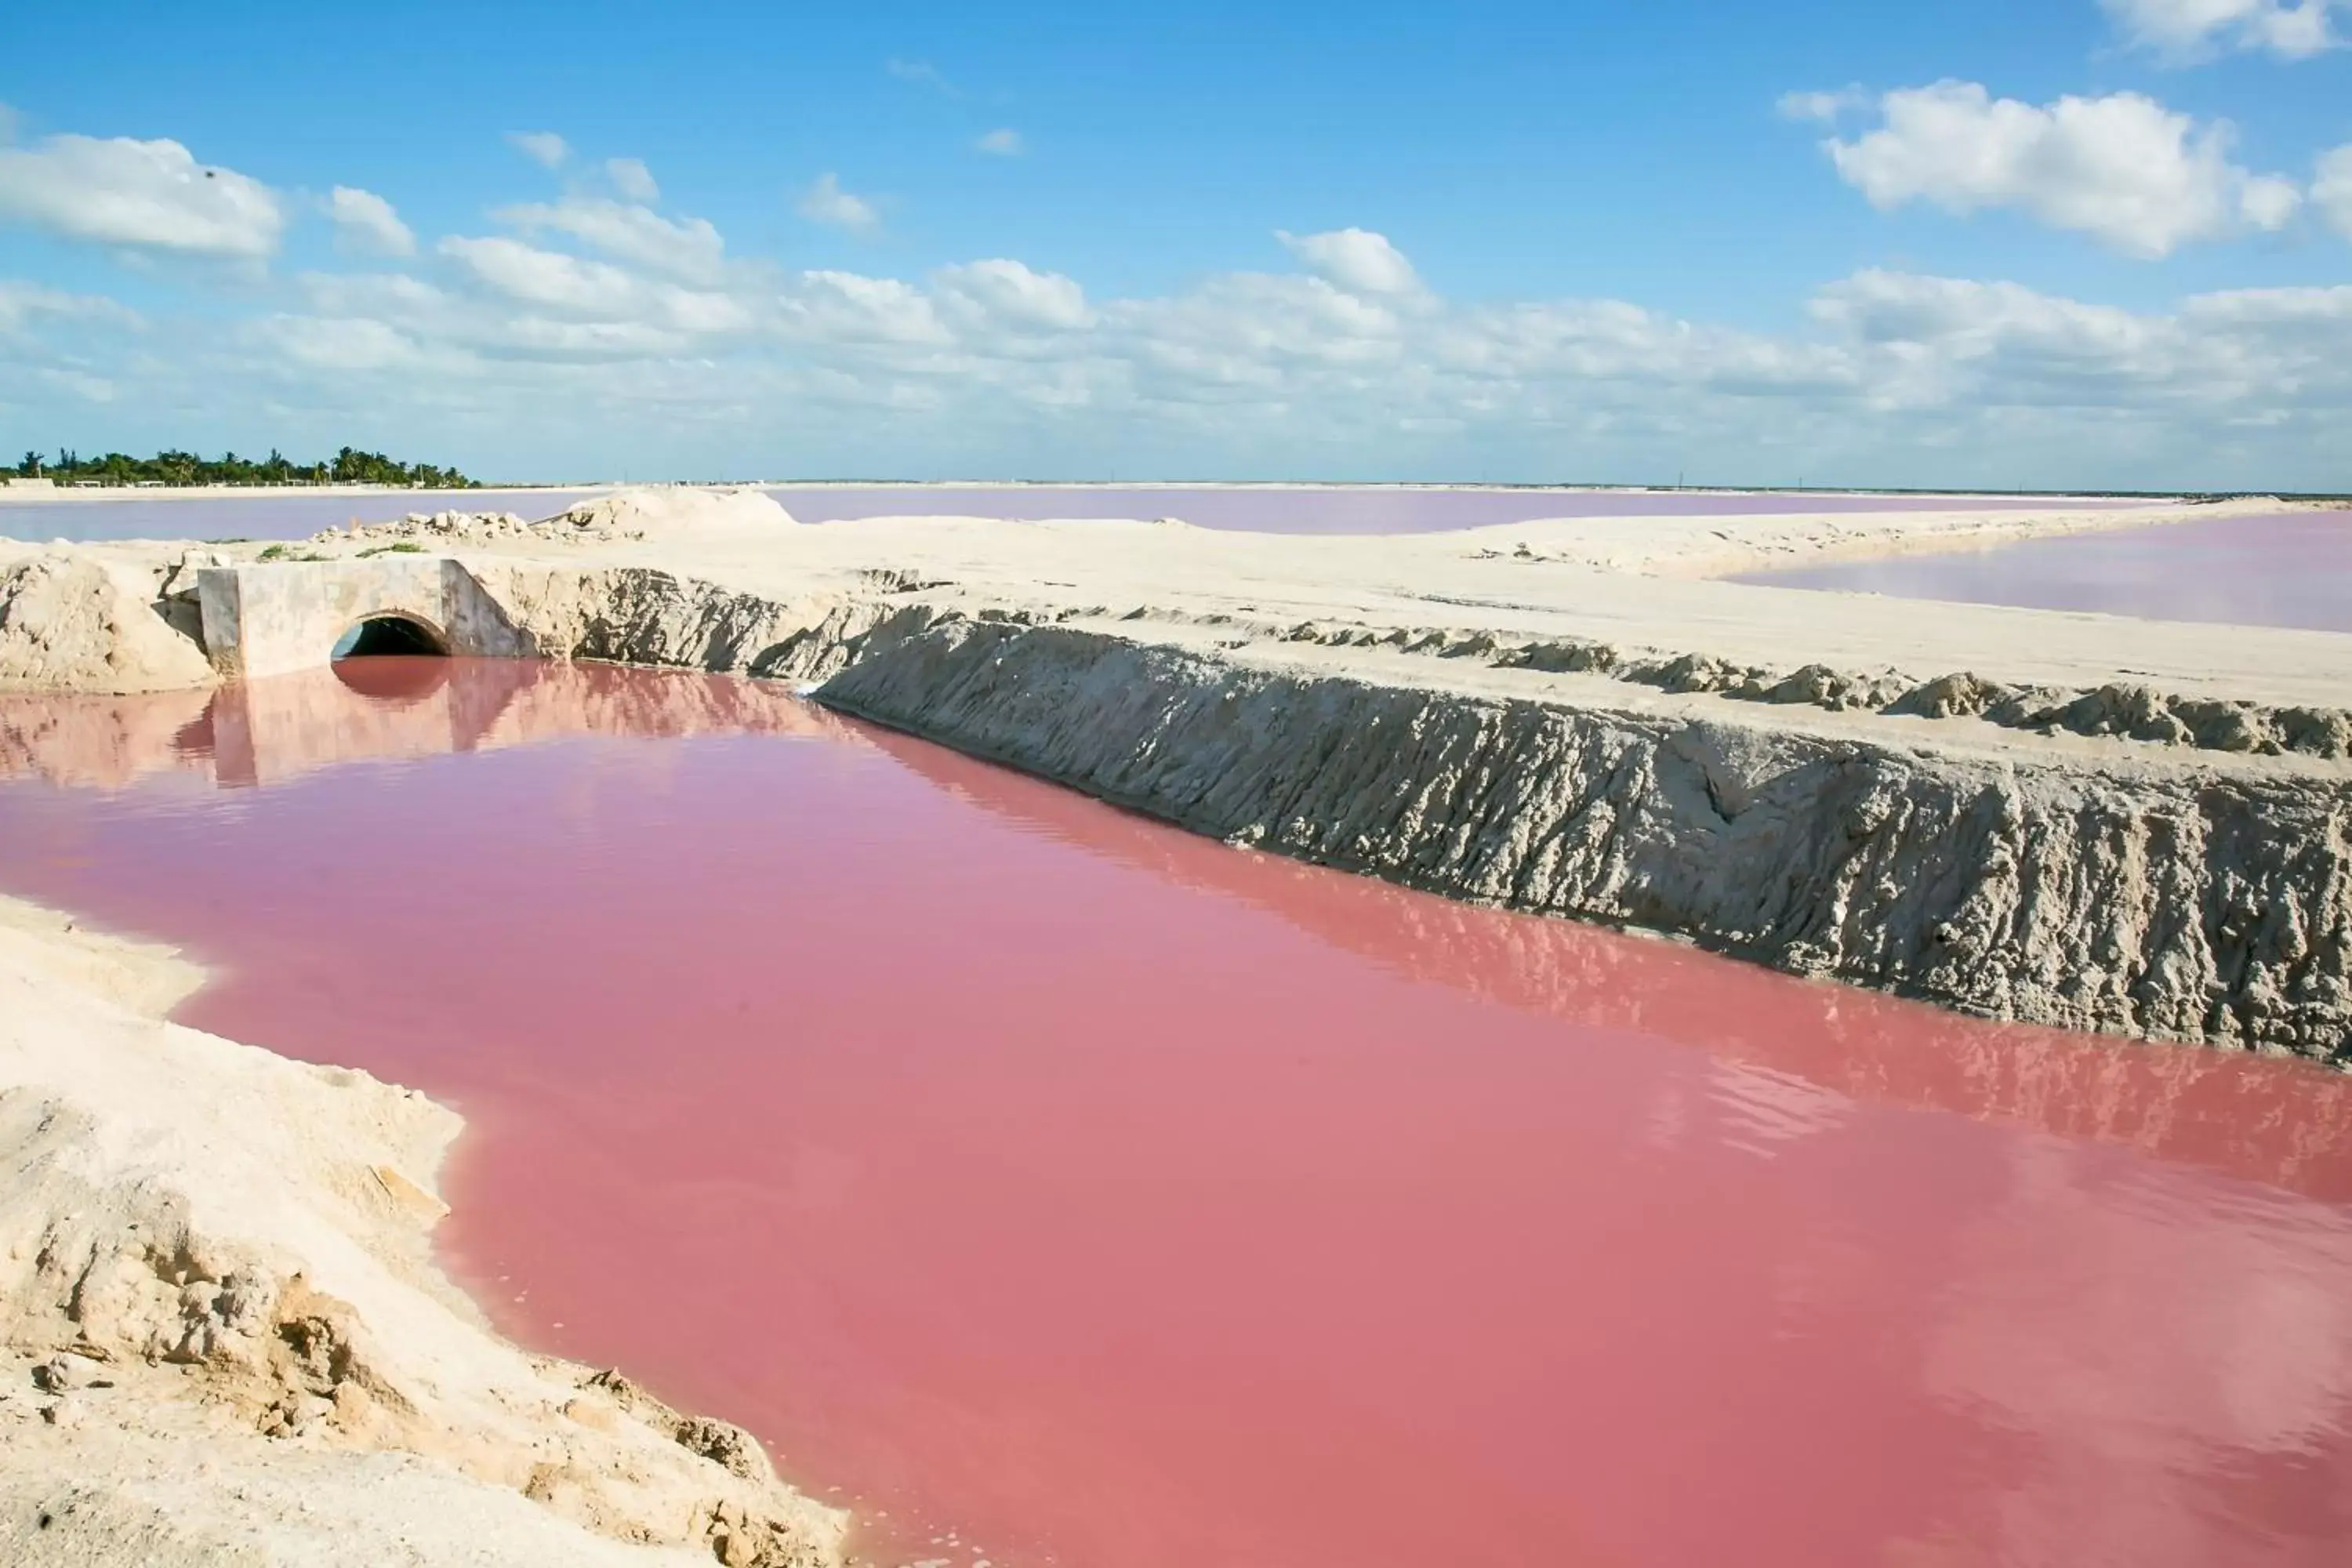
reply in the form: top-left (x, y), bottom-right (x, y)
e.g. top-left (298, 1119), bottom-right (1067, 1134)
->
top-left (13, 446), bottom-right (479, 488)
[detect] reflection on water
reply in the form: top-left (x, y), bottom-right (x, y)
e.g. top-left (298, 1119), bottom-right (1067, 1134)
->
top-left (1732, 509), bottom-right (2352, 633)
top-left (0, 657), bottom-right (846, 790)
top-left (2, 658), bottom-right (2349, 1568)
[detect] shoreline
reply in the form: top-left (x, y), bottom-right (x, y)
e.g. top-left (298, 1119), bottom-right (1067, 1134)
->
top-left (0, 889), bottom-right (848, 1566)
top-left (0, 477), bottom-right (2223, 508)
top-left (0, 484), bottom-right (610, 507)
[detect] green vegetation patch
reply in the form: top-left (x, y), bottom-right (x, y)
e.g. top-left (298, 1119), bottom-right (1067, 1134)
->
top-left (16, 445), bottom-right (480, 489)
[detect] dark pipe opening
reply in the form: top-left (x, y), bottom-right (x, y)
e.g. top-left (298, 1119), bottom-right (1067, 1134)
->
top-left (335, 616), bottom-right (448, 659)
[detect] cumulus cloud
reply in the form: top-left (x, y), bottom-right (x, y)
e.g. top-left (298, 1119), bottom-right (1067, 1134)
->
top-left (9, 139), bottom-right (2350, 488)
top-left (975, 129), bottom-right (1024, 156)
top-left (1276, 227), bottom-right (1421, 297)
top-left (1824, 82), bottom-right (2298, 258)
top-left (326, 186), bottom-right (415, 256)
top-left (2100, 0), bottom-right (2341, 60)
top-left (779, 270), bottom-right (946, 346)
top-left (935, 259), bottom-right (1093, 331)
top-left (606, 158), bottom-right (659, 202)
top-left (2315, 145), bottom-right (2352, 238)
top-left (497, 198), bottom-right (724, 282)
top-left (0, 132), bottom-right (281, 257)
top-left (439, 234), bottom-right (644, 315)
top-left (508, 131), bottom-right (569, 169)
top-left (797, 172), bottom-right (879, 234)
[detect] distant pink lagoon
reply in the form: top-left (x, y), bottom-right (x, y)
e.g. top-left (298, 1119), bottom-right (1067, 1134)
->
top-left (1737, 508), bottom-right (2352, 634)
top-left (4, 658), bottom-right (2350, 1568)
top-left (12, 484), bottom-right (2151, 543)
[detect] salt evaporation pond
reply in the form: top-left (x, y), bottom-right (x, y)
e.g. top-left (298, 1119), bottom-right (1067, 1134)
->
top-left (4, 658), bottom-right (2351, 1567)
top-left (8, 485), bottom-right (2146, 543)
top-left (1735, 508), bottom-right (2352, 634)
top-left (0, 488), bottom-right (604, 545)
top-left (760, 485), bottom-right (2148, 534)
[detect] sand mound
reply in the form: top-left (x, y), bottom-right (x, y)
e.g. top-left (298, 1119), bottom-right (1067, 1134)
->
top-left (0, 553), bottom-right (216, 695)
top-left (324, 488), bottom-right (797, 550)
top-left (543, 488), bottom-right (796, 540)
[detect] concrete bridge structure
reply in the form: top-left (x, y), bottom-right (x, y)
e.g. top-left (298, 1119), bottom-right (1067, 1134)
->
top-left (196, 556), bottom-right (532, 679)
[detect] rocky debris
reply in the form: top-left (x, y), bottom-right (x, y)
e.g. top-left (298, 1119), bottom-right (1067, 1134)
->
top-left (816, 615), bottom-right (2352, 1061)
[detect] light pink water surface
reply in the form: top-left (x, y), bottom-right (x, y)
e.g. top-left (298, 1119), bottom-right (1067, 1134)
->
top-left (5, 659), bottom-right (2352, 1567)
top-left (14, 485), bottom-right (2151, 543)
top-left (1734, 509), bottom-right (2352, 633)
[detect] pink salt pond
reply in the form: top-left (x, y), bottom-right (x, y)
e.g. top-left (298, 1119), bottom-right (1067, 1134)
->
top-left (1733, 508), bottom-right (2352, 633)
top-left (4, 658), bottom-right (2352, 1567)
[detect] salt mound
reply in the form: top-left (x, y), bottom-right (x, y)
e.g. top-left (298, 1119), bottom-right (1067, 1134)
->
top-left (540, 487), bottom-right (795, 539)
top-left (0, 554), bottom-right (216, 694)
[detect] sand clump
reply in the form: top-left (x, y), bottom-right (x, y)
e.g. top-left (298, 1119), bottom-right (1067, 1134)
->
top-left (0, 553), bottom-right (216, 695)
top-left (327, 487), bottom-right (797, 550)
top-left (0, 897), bottom-right (844, 1566)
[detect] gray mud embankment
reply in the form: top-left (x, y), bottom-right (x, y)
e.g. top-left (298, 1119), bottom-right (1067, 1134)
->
top-left (809, 614), bottom-right (2350, 1062)
top-left (444, 561), bottom-right (2352, 1063)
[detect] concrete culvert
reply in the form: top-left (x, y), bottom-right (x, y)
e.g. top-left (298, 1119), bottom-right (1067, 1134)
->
top-left (333, 615), bottom-right (449, 659)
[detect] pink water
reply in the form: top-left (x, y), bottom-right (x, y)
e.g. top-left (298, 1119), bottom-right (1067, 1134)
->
top-left (5, 659), bottom-right (2352, 1567)
top-left (1733, 510), bottom-right (2352, 633)
top-left (764, 486), bottom-right (2151, 535)
top-left (13, 485), bottom-right (2149, 543)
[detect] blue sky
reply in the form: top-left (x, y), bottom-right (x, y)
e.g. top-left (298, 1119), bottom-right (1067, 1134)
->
top-left (2, 0), bottom-right (2348, 487)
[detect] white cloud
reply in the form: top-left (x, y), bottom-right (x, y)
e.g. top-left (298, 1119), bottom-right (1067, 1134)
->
top-left (326, 185), bottom-right (416, 256)
top-left (1824, 82), bottom-right (2298, 258)
top-left (0, 132), bottom-right (281, 257)
top-left (935, 260), bottom-right (1093, 331)
top-left (2100, 0), bottom-right (2341, 60)
top-left (0, 279), bottom-right (142, 335)
top-left (975, 129), bottom-right (1024, 156)
top-left (1777, 87), bottom-right (1868, 123)
top-left (9, 139), bottom-right (2349, 489)
top-left (497, 198), bottom-right (724, 281)
top-left (2315, 145), bottom-right (2352, 238)
top-left (440, 234), bottom-right (644, 315)
top-left (1276, 227), bottom-right (1421, 297)
top-left (607, 157), bottom-right (659, 202)
top-left (797, 172), bottom-right (879, 234)
top-left (508, 131), bottom-right (569, 169)
top-left (778, 270), bottom-right (947, 345)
